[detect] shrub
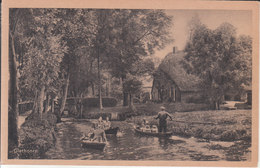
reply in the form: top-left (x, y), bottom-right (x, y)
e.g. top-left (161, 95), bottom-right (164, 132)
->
top-left (172, 127), bottom-right (192, 138)
top-left (171, 124), bottom-right (193, 138)
top-left (220, 130), bottom-right (239, 141)
top-left (206, 144), bottom-right (226, 150)
top-left (217, 119), bottom-right (237, 125)
top-left (166, 103), bottom-right (210, 112)
top-left (84, 112), bottom-right (112, 120)
top-left (18, 113), bottom-right (57, 159)
top-left (193, 128), bottom-right (204, 138)
top-left (186, 96), bottom-right (206, 104)
top-left (101, 98), bottom-right (118, 107)
top-left (209, 127), bottom-right (225, 135)
top-left (241, 118), bottom-right (251, 125)
top-left (84, 112), bottom-right (127, 121)
top-left (66, 97), bottom-right (117, 108)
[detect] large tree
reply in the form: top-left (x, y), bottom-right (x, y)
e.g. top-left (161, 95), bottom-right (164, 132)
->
top-left (101, 9), bottom-right (173, 106)
top-left (19, 9), bottom-right (67, 118)
top-left (55, 9), bottom-right (97, 119)
top-left (183, 22), bottom-right (252, 109)
top-left (8, 8), bottom-right (34, 155)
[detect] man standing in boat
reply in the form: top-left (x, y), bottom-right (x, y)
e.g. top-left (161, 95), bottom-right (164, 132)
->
top-left (154, 106), bottom-right (173, 133)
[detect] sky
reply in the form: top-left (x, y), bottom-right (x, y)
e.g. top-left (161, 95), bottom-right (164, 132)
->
top-left (152, 9), bottom-right (252, 60)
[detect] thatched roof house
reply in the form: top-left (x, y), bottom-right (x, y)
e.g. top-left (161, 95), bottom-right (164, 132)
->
top-left (159, 51), bottom-right (201, 92)
top-left (151, 48), bottom-right (203, 103)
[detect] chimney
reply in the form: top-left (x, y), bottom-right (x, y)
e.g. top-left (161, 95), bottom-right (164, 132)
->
top-left (173, 46), bottom-right (178, 54)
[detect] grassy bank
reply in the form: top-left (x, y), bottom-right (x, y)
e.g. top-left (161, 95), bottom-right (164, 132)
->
top-left (79, 102), bottom-right (251, 143)
top-left (127, 109), bottom-right (251, 142)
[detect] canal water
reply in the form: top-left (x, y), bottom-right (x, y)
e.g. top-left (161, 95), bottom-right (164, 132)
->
top-left (45, 118), bottom-right (250, 161)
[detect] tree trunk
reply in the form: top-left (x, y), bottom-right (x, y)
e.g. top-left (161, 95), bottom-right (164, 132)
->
top-left (123, 92), bottom-right (128, 106)
top-left (129, 93), bottom-right (134, 107)
top-left (51, 98), bottom-right (55, 113)
top-left (106, 79), bottom-right (108, 97)
top-left (97, 48), bottom-right (103, 110)
top-left (122, 76), bottom-right (128, 106)
top-left (80, 93), bottom-right (83, 119)
top-left (129, 93), bottom-right (136, 112)
top-left (32, 90), bottom-right (38, 113)
top-left (216, 100), bottom-right (220, 110)
top-left (80, 103), bottom-right (83, 118)
top-left (213, 101), bottom-right (220, 110)
top-left (106, 75), bottom-right (111, 97)
top-left (38, 85), bottom-right (46, 119)
top-left (8, 34), bottom-right (19, 152)
top-left (59, 74), bottom-right (70, 116)
top-left (44, 93), bottom-right (49, 113)
top-left (91, 82), bottom-right (95, 96)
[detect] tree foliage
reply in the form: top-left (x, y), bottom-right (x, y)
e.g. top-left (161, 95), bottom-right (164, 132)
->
top-left (20, 9), bottom-right (67, 102)
top-left (183, 21), bottom-right (252, 109)
top-left (103, 9), bottom-right (173, 78)
top-left (12, 8), bottom-right (173, 120)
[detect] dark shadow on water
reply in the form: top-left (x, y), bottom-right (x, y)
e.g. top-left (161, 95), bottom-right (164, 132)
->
top-left (158, 138), bottom-right (186, 150)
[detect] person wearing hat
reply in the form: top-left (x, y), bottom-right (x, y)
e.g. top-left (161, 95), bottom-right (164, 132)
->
top-left (154, 106), bottom-right (173, 133)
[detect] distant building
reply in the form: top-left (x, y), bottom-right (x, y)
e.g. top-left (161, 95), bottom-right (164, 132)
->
top-left (152, 47), bottom-right (252, 104)
top-left (151, 48), bottom-right (203, 103)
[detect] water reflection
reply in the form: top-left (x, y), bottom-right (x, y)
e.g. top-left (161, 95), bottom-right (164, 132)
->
top-left (158, 138), bottom-right (186, 150)
top-left (46, 120), bottom-right (239, 161)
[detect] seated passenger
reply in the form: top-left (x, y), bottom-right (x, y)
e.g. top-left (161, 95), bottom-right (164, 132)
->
top-left (151, 125), bottom-right (158, 133)
top-left (92, 124), bottom-right (107, 143)
top-left (103, 117), bottom-right (111, 129)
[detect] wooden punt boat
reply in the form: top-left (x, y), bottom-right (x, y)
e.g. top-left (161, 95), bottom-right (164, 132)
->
top-left (134, 126), bottom-right (173, 137)
top-left (81, 139), bottom-right (107, 150)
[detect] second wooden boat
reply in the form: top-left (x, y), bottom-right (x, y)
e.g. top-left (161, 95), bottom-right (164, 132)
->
top-left (81, 139), bottom-right (107, 150)
top-left (104, 127), bottom-right (119, 135)
top-left (134, 126), bottom-right (173, 137)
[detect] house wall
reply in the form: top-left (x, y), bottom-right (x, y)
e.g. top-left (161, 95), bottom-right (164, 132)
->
top-left (152, 69), bottom-right (207, 103)
top-left (151, 71), bottom-right (181, 102)
top-left (152, 87), bottom-right (159, 101)
top-left (153, 78), bottom-right (205, 103)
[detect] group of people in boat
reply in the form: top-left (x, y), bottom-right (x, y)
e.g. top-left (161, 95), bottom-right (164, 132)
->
top-left (81, 106), bottom-right (173, 143)
top-left (81, 117), bottom-right (111, 143)
top-left (138, 106), bottom-right (173, 133)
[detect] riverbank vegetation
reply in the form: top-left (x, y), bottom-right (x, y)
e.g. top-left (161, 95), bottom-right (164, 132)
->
top-left (127, 108), bottom-right (251, 161)
top-left (9, 112), bottom-right (57, 159)
top-left (128, 109), bottom-right (251, 142)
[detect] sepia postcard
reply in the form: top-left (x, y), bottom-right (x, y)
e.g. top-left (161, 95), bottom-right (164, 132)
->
top-left (1, 0), bottom-right (259, 167)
